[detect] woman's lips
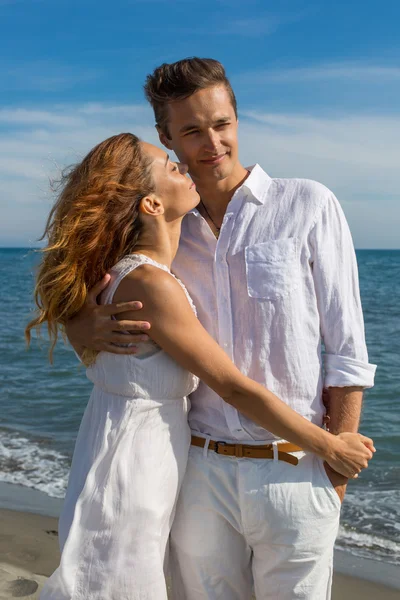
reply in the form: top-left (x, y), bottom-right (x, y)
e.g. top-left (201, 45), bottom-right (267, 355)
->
top-left (200, 153), bottom-right (227, 165)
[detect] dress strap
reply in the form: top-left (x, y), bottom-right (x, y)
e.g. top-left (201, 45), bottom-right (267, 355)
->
top-left (100, 254), bottom-right (170, 306)
top-left (100, 253), bottom-right (196, 316)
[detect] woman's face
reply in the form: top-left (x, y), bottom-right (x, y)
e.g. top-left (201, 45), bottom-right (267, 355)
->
top-left (141, 142), bottom-right (200, 220)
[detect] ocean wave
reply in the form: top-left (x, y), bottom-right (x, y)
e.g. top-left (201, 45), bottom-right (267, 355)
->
top-left (1, 427), bottom-right (400, 566)
top-left (336, 525), bottom-right (400, 565)
top-left (0, 429), bottom-right (69, 499)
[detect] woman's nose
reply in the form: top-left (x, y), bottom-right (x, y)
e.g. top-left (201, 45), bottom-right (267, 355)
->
top-left (178, 163), bottom-right (189, 175)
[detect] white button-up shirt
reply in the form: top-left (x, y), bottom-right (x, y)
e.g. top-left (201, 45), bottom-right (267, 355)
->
top-left (172, 164), bottom-right (376, 443)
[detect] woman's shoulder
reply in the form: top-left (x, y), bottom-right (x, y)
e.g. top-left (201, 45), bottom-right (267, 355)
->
top-left (114, 260), bottom-right (182, 305)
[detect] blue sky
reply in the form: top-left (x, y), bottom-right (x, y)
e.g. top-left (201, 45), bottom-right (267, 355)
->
top-left (1, 0), bottom-right (399, 247)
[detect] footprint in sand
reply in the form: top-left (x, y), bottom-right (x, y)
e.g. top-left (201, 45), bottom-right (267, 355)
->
top-left (45, 530), bottom-right (58, 537)
top-left (7, 577), bottom-right (38, 597)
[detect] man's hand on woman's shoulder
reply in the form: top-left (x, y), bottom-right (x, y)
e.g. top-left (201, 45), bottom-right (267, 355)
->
top-left (65, 275), bottom-right (151, 355)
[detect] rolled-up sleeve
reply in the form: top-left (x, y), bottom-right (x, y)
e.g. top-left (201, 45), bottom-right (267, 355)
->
top-left (309, 191), bottom-right (376, 388)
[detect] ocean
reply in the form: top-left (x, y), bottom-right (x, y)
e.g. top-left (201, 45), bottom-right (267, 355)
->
top-left (0, 247), bottom-right (399, 565)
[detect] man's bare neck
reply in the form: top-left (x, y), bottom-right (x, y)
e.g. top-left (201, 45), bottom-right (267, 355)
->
top-left (196, 164), bottom-right (250, 219)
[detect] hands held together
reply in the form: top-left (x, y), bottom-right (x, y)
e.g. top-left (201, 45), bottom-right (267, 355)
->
top-left (325, 431), bottom-right (375, 479)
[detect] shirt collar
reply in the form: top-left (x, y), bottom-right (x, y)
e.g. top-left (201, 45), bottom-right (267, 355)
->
top-left (241, 164), bottom-right (272, 205)
top-left (188, 164), bottom-right (272, 215)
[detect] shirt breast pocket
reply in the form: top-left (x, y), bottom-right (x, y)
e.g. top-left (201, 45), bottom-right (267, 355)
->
top-left (245, 238), bottom-right (299, 300)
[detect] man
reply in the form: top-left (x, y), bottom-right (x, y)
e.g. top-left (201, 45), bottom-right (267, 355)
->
top-left (67, 58), bottom-right (376, 599)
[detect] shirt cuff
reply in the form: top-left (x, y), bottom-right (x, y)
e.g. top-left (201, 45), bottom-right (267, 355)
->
top-left (324, 354), bottom-right (377, 389)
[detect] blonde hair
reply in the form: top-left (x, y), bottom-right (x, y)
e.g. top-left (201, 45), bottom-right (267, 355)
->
top-left (25, 133), bottom-right (154, 365)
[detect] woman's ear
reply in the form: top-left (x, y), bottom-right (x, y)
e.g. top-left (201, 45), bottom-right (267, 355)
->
top-left (139, 195), bottom-right (164, 216)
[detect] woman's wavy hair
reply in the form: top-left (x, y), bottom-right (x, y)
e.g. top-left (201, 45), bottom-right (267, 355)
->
top-left (25, 132), bottom-right (154, 365)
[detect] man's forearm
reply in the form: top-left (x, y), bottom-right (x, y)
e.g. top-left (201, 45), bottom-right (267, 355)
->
top-left (323, 386), bottom-right (364, 496)
top-left (326, 386), bottom-right (364, 434)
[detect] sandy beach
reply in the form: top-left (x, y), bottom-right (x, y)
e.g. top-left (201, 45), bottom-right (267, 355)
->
top-left (0, 507), bottom-right (399, 600)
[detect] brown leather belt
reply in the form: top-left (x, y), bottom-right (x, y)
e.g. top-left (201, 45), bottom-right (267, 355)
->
top-left (191, 435), bottom-right (301, 466)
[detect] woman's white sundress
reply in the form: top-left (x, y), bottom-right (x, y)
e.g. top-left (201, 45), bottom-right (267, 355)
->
top-left (40, 254), bottom-right (199, 600)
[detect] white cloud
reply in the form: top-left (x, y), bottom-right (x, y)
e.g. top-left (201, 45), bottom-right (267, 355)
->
top-left (240, 111), bottom-right (400, 171)
top-left (145, 9), bottom-right (304, 37)
top-left (215, 7), bottom-right (310, 37)
top-left (0, 104), bottom-right (150, 127)
top-left (0, 103), bottom-right (399, 248)
top-left (211, 15), bottom-right (283, 37)
top-left (235, 63), bottom-right (400, 84)
top-left (238, 111), bottom-right (400, 248)
top-left (1, 61), bottom-right (101, 92)
top-left (0, 103), bottom-right (161, 246)
top-left (0, 108), bottom-right (83, 127)
top-left (79, 104), bottom-right (149, 117)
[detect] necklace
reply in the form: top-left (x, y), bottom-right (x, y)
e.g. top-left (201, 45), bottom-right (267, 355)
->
top-left (200, 199), bottom-right (221, 239)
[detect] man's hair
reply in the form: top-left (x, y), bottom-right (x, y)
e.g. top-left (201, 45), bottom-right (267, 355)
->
top-left (144, 57), bottom-right (238, 137)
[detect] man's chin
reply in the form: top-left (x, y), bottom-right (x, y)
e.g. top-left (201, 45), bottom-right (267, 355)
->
top-left (198, 162), bottom-right (233, 182)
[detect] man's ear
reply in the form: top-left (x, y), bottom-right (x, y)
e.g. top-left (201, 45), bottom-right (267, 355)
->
top-left (156, 125), bottom-right (173, 150)
top-left (139, 195), bottom-right (164, 216)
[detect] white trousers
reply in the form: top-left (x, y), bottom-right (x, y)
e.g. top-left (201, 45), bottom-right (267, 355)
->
top-left (170, 446), bottom-right (341, 600)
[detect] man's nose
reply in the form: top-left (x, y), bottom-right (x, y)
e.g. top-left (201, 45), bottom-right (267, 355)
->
top-left (204, 130), bottom-right (219, 153)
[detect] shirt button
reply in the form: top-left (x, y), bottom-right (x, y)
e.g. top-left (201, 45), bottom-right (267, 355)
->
top-left (235, 429), bottom-right (242, 432)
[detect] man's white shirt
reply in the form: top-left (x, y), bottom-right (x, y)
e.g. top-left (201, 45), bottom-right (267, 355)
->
top-left (172, 164), bottom-right (376, 443)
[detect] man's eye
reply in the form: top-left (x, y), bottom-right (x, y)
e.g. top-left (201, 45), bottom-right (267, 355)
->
top-left (185, 130), bottom-right (199, 136)
top-left (172, 165), bottom-right (178, 172)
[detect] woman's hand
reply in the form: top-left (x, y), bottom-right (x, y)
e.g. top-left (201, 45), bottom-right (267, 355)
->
top-left (324, 432), bottom-right (375, 478)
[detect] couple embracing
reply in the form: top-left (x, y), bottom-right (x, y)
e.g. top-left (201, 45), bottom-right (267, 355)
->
top-left (27, 57), bottom-right (376, 600)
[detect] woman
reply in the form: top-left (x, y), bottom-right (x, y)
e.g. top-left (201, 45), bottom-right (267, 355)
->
top-left (26, 133), bottom-right (374, 599)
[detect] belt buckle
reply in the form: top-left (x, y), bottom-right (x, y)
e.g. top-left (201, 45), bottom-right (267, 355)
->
top-left (214, 441), bottom-right (226, 454)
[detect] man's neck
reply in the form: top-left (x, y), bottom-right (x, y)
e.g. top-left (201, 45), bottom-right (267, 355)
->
top-left (195, 163), bottom-right (249, 220)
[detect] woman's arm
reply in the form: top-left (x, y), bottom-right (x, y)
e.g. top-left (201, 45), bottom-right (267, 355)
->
top-left (114, 265), bottom-right (374, 477)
